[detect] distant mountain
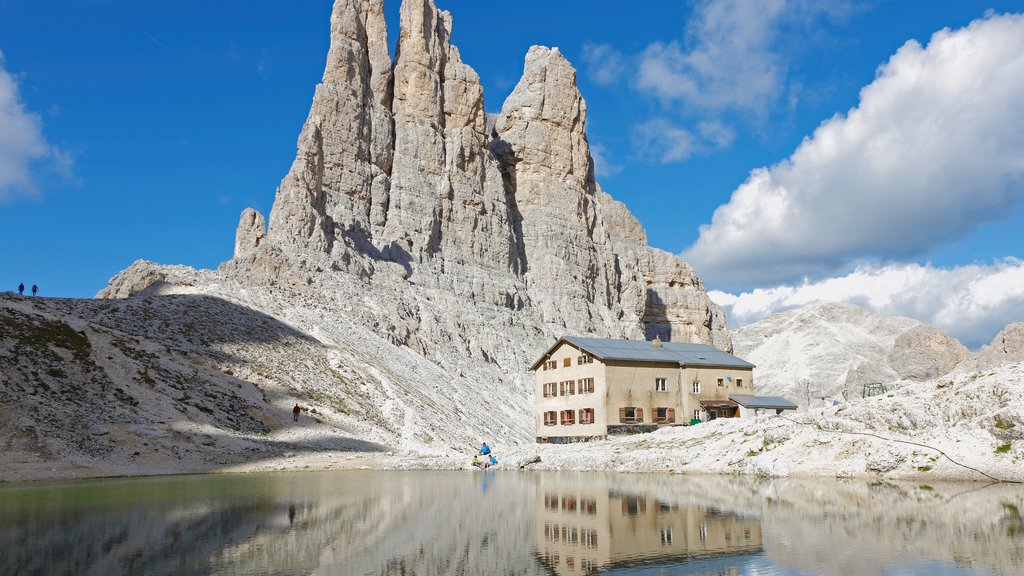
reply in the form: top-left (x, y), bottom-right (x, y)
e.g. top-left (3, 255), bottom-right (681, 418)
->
top-left (732, 302), bottom-right (970, 405)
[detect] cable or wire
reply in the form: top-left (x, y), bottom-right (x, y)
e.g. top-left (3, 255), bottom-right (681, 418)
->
top-left (777, 414), bottom-right (1022, 484)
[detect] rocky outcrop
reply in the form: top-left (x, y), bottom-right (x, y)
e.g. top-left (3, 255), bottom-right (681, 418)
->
top-left (975, 322), bottom-right (1024, 368)
top-left (234, 208), bottom-right (266, 259)
top-left (888, 324), bottom-right (971, 380)
top-left (733, 302), bottom-right (968, 403)
top-left (94, 0), bottom-right (733, 457)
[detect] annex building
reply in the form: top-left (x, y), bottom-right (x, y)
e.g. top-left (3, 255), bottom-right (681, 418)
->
top-left (531, 336), bottom-right (796, 443)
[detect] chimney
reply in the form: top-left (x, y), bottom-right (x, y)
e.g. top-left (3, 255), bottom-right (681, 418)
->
top-left (652, 336), bottom-right (662, 349)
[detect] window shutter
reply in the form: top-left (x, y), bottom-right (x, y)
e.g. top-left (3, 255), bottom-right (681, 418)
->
top-left (636, 408), bottom-right (644, 422)
top-left (639, 499), bottom-right (647, 513)
top-left (667, 408), bottom-right (676, 423)
top-left (563, 358), bottom-right (571, 367)
top-left (619, 408), bottom-right (626, 423)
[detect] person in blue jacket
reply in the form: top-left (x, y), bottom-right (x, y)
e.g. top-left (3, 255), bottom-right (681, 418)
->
top-left (488, 455), bottom-right (498, 468)
top-left (479, 441), bottom-right (491, 456)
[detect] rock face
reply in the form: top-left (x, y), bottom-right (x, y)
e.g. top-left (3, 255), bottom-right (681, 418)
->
top-left (95, 0), bottom-right (731, 457)
top-left (237, 0), bottom-right (728, 346)
top-left (732, 302), bottom-right (969, 404)
top-left (974, 322), bottom-right (1024, 369)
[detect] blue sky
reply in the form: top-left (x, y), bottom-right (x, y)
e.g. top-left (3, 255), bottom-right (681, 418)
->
top-left (2, 1), bottom-right (1023, 347)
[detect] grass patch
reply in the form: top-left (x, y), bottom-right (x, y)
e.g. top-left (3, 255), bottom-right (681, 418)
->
top-left (1003, 502), bottom-right (1020, 516)
top-left (995, 419), bottom-right (1016, 430)
top-left (996, 442), bottom-right (1012, 454)
top-left (917, 465), bottom-right (933, 472)
top-left (919, 485), bottom-right (934, 491)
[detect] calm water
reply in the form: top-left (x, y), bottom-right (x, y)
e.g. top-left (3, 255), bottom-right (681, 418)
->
top-left (1, 470), bottom-right (1022, 575)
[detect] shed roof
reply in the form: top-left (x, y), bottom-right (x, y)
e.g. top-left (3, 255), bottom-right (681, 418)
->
top-left (530, 336), bottom-right (755, 370)
top-left (729, 394), bottom-right (798, 410)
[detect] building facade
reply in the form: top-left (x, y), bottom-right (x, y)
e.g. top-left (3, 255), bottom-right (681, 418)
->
top-left (532, 337), bottom-right (758, 443)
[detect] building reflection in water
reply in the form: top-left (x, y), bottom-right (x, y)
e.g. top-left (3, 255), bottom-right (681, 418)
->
top-left (536, 479), bottom-right (762, 575)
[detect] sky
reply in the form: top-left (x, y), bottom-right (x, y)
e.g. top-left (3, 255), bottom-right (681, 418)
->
top-left (1, 1), bottom-right (1022, 349)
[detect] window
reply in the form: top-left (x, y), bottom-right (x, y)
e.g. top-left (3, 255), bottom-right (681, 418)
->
top-left (577, 354), bottom-right (592, 364)
top-left (699, 523), bottom-right (708, 543)
top-left (560, 380), bottom-right (575, 396)
top-left (582, 529), bottom-right (598, 549)
top-left (582, 498), bottom-right (597, 515)
top-left (544, 360), bottom-right (557, 370)
top-left (544, 411), bottom-right (557, 426)
top-left (737, 378), bottom-right (744, 388)
top-left (564, 527), bottom-right (578, 544)
top-left (619, 407), bottom-right (643, 423)
top-left (717, 378), bottom-right (724, 387)
top-left (545, 494), bottom-right (559, 509)
top-left (561, 410), bottom-right (576, 425)
top-left (693, 409), bottom-right (701, 421)
top-left (655, 377), bottom-right (667, 392)
top-left (578, 378), bottom-right (595, 393)
top-left (661, 527), bottom-right (673, 545)
top-left (562, 496), bottom-right (577, 512)
top-left (655, 407), bottom-right (676, 424)
top-left (543, 382), bottom-right (557, 398)
top-left (579, 408), bottom-right (595, 424)
top-left (563, 358), bottom-right (571, 368)
top-left (692, 381), bottom-right (701, 394)
top-left (622, 496), bottom-right (646, 515)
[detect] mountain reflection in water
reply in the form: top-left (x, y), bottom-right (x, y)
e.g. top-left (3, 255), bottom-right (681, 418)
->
top-left (0, 471), bottom-right (1021, 575)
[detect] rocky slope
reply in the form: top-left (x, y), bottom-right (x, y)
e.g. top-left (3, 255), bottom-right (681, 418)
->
top-left (2, 0), bottom-right (730, 480)
top-left (732, 302), bottom-right (971, 404)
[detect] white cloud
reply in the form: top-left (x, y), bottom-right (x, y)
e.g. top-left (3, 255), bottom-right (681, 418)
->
top-left (581, 42), bottom-right (625, 86)
top-left (0, 52), bottom-right (51, 200)
top-left (635, 0), bottom-right (850, 113)
top-left (589, 143), bottom-right (622, 178)
top-left (685, 13), bottom-right (1024, 288)
top-left (633, 118), bottom-right (734, 164)
top-left (711, 259), bottom-right (1024, 349)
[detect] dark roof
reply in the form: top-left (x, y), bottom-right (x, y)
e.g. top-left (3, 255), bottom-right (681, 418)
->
top-left (699, 399), bottom-right (738, 409)
top-left (729, 394), bottom-right (798, 410)
top-left (530, 336), bottom-right (755, 370)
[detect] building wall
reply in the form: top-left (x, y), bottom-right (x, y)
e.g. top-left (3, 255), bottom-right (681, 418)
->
top-left (535, 342), bottom-right (606, 441)
top-left (535, 342), bottom-right (755, 441)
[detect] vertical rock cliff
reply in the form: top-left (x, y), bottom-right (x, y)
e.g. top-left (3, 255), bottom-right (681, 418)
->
top-left (101, 0), bottom-right (732, 452)
top-left (233, 0), bottom-right (729, 349)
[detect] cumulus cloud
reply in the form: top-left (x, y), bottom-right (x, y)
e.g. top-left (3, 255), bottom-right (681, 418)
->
top-left (636, 0), bottom-right (850, 113)
top-left (581, 42), bottom-right (626, 86)
top-left (633, 118), bottom-right (735, 164)
top-left (0, 52), bottom-right (51, 200)
top-left (711, 259), bottom-right (1024, 350)
top-left (685, 13), bottom-right (1024, 288)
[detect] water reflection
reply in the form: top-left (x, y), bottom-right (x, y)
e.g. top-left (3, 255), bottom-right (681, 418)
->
top-left (536, 475), bottom-right (762, 574)
top-left (0, 471), bottom-right (1021, 575)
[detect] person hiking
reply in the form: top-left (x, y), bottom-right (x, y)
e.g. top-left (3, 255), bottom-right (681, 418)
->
top-left (292, 404), bottom-right (302, 422)
top-left (18, 283), bottom-right (24, 296)
top-left (488, 454), bottom-right (498, 468)
top-left (471, 455), bottom-right (484, 469)
top-left (479, 441), bottom-right (491, 456)
top-left (31, 284), bottom-right (37, 297)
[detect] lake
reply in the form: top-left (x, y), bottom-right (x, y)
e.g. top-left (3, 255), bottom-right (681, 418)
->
top-left (0, 470), bottom-right (1021, 575)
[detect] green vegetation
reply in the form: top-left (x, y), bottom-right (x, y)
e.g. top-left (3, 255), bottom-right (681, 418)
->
top-left (994, 419), bottom-right (1016, 430)
top-left (1003, 502), bottom-right (1020, 516)
top-left (995, 442), bottom-right (1012, 454)
top-left (919, 485), bottom-right (934, 491)
top-left (917, 466), bottom-right (933, 472)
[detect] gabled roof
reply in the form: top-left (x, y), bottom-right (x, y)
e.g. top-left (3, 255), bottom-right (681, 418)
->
top-left (729, 394), bottom-right (798, 410)
top-left (530, 336), bottom-right (755, 371)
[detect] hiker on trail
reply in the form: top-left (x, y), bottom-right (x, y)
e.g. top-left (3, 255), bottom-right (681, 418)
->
top-left (18, 283), bottom-right (24, 296)
top-left (31, 284), bottom-right (37, 297)
top-left (479, 441), bottom-right (491, 456)
top-left (293, 404), bottom-right (301, 422)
